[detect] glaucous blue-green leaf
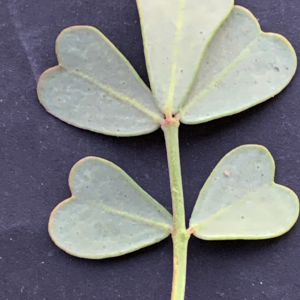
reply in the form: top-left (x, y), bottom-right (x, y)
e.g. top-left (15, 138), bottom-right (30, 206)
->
top-left (189, 145), bottom-right (299, 240)
top-left (137, 0), bottom-right (234, 115)
top-left (37, 26), bottom-right (163, 137)
top-left (180, 6), bottom-right (297, 124)
top-left (49, 157), bottom-right (173, 259)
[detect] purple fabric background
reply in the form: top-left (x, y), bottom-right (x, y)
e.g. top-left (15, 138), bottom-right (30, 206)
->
top-left (1, 0), bottom-right (300, 299)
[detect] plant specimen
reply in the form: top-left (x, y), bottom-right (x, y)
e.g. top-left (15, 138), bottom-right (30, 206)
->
top-left (36, 1), bottom-right (299, 299)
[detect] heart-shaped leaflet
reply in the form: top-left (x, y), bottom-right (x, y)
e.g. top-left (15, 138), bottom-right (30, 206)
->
top-left (180, 6), bottom-right (297, 124)
top-left (49, 157), bottom-right (173, 259)
top-left (189, 145), bottom-right (299, 240)
top-left (137, 0), bottom-right (234, 115)
top-left (37, 26), bottom-right (163, 137)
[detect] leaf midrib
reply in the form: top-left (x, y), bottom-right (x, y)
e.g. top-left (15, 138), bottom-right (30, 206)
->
top-left (181, 34), bottom-right (261, 114)
top-left (164, 0), bottom-right (186, 113)
top-left (190, 182), bottom-right (271, 232)
top-left (60, 66), bottom-right (162, 122)
top-left (98, 202), bottom-right (172, 232)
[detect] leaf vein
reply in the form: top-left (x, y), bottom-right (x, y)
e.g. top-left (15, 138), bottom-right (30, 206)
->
top-left (165, 0), bottom-right (186, 113)
top-left (99, 203), bottom-right (172, 232)
top-left (182, 35), bottom-right (260, 114)
top-left (191, 184), bottom-right (269, 232)
top-left (61, 66), bottom-right (162, 122)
